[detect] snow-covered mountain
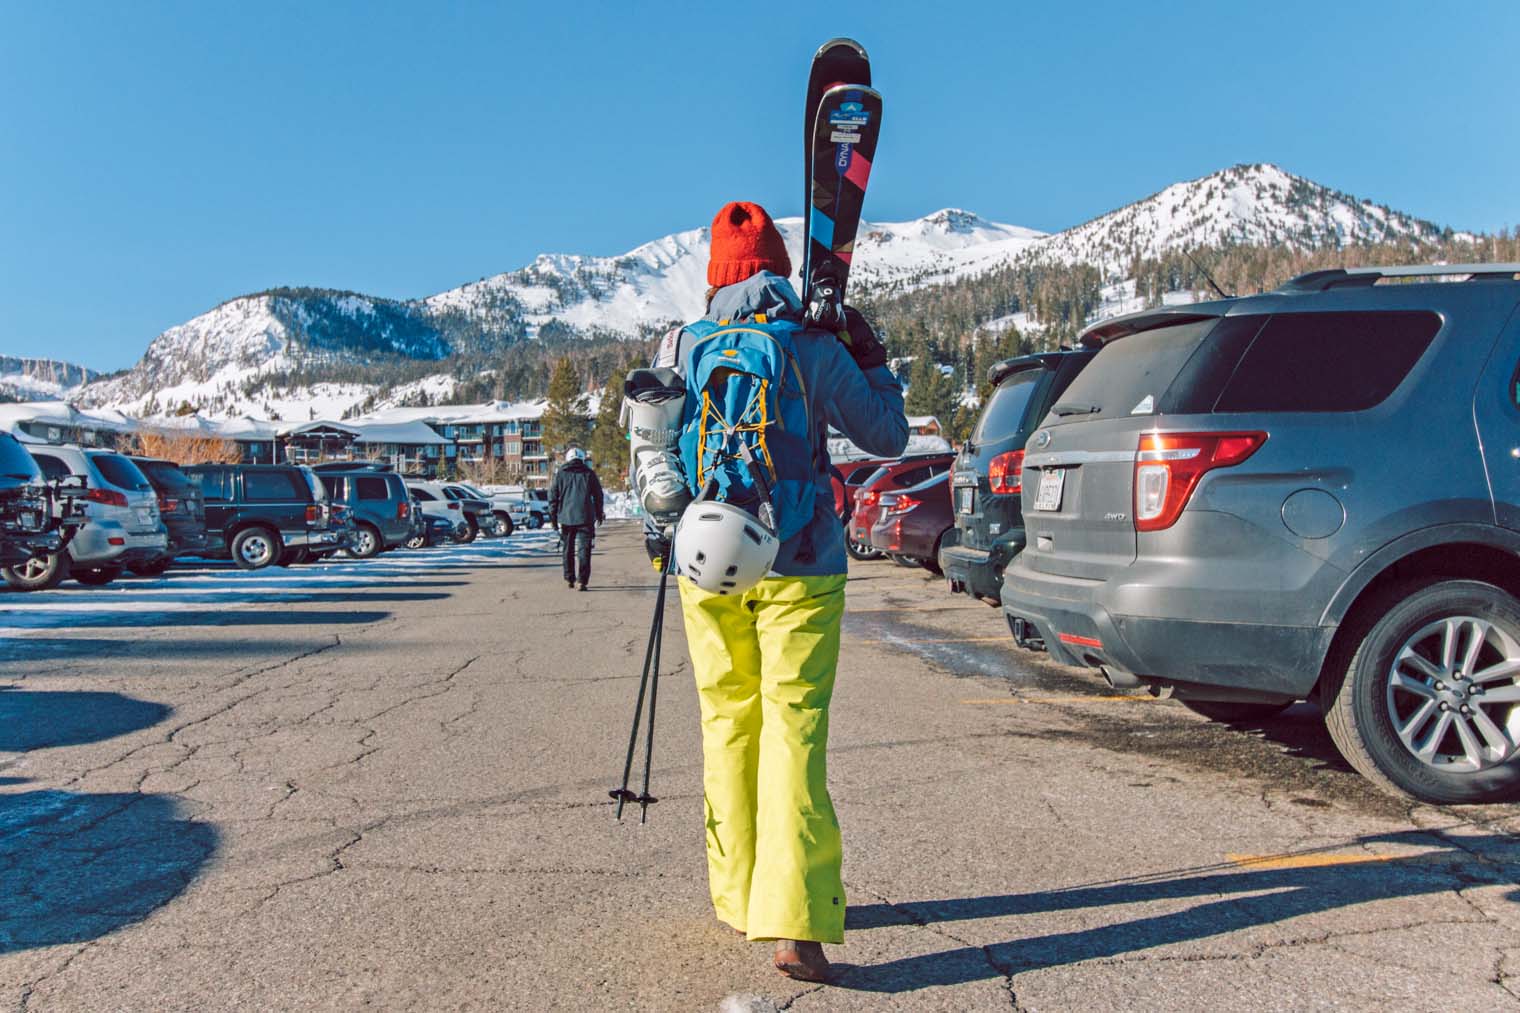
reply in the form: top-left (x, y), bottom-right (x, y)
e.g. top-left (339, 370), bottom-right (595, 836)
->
top-left (1, 356), bottom-right (102, 402)
top-left (1030, 163), bottom-right (1465, 272)
top-left (76, 163), bottom-right (1468, 418)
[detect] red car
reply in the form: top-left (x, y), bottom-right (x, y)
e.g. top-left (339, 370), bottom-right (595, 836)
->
top-left (832, 458), bottom-right (890, 518)
top-left (870, 470), bottom-right (954, 574)
top-left (848, 454), bottom-right (955, 561)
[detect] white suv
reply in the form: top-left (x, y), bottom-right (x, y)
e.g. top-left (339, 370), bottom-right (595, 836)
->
top-left (25, 445), bottom-right (168, 586)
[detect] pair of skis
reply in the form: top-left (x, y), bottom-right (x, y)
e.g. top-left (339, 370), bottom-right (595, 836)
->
top-left (610, 40), bottom-right (882, 823)
top-left (801, 38), bottom-right (883, 333)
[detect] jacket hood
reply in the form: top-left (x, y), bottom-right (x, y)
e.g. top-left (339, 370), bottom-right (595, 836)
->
top-left (705, 271), bottom-right (803, 324)
top-left (561, 458), bottom-right (591, 472)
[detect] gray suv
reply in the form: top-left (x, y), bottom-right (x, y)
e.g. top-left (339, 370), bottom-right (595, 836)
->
top-left (1001, 264), bottom-right (1520, 804)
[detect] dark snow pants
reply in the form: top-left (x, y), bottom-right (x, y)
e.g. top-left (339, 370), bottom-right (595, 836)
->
top-left (560, 524), bottom-right (593, 585)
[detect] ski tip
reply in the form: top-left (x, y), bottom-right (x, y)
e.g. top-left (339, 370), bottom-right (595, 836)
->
top-left (814, 37), bottom-right (869, 60)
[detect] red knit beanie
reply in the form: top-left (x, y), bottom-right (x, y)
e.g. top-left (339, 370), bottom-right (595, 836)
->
top-left (707, 201), bottom-right (792, 288)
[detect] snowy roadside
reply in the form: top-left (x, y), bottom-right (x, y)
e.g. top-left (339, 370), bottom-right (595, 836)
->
top-left (0, 530), bottom-right (559, 638)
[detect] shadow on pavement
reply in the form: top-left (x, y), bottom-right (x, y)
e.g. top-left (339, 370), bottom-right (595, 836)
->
top-left (0, 637), bottom-right (365, 662)
top-left (839, 831), bottom-right (1518, 992)
top-left (2, 609), bottom-right (391, 630)
top-left (0, 688), bottom-right (170, 751)
top-left (0, 789), bottom-right (218, 953)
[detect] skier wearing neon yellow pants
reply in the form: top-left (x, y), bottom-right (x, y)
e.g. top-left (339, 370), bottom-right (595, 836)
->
top-left (653, 202), bottom-right (906, 981)
top-left (681, 572), bottom-right (848, 943)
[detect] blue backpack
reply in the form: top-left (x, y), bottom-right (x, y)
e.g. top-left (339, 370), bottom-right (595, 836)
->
top-left (676, 315), bottom-right (818, 544)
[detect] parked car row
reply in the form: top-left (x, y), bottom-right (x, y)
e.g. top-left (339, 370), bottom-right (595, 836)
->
top-left (0, 450), bottom-right (525, 590)
top-left (852, 263), bottom-right (1520, 806)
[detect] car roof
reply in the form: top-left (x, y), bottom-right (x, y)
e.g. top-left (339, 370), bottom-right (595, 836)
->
top-left (1078, 264), bottom-right (1520, 347)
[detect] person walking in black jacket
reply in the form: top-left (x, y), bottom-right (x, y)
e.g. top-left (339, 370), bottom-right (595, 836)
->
top-left (548, 448), bottom-right (604, 590)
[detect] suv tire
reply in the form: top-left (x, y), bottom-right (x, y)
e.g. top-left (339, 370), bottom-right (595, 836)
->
top-left (74, 565), bottom-right (122, 587)
top-left (1180, 700), bottom-right (1293, 723)
top-left (527, 511), bottom-right (544, 530)
top-left (404, 531), bottom-right (428, 550)
top-left (2, 551), bottom-right (69, 591)
top-left (493, 511), bottom-right (514, 538)
top-left (460, 517), bottom-right (479, 543)
top-left (1322, 579), bottom-right (1520, 804)
top-left (232, 526), bottom-right (281, 570)
top-left (351, 523), bottom-right (382, 559)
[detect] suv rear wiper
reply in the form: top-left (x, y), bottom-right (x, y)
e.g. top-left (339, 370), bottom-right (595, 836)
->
top-left (1051, 401), bottom-right (1101, 417)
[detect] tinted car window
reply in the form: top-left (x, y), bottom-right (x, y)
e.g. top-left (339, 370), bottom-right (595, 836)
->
top-left (356, 476), bottom-right (389, 501)
top-left (0, 437), bottom-right (39, 479)
top-left (1212, 310), bottom-right (1441, 413)
top-left (244, 471), bottom-right (303, 501)
top-left (136, 460), bottom-right (195, 493)
top-left (32, 453), bottom-right (70, 481)
top-left (972, 367), bottom-right (1044, 443)
top-left (1050, 318), bottom-right (1218, 425)
top-left (411, 488), bottom-right (436, 502)
top-left (189, 470), bottom-right (228, 500)
top-left (91, 453), bottom-right (152, 490)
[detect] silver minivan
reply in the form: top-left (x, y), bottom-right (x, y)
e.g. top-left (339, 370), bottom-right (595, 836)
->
top-left (23, 445), bottom-right (167, 586)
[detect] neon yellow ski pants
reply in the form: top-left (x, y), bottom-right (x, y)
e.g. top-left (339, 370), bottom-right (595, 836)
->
top-left (678, 572), bottom-right (847, 943)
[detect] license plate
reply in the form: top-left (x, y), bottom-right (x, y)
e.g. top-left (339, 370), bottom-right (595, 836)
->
top-left (18, 510), bottom-right (38, 529)
top-left (137, 508), bottom-right (154, 526)
top-left (1034, 468), bottom-right (1066, 512)
top-left (956, 486), bottom-right (975, 514)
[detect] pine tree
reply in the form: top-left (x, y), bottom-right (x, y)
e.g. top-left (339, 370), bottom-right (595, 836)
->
top-left (540, 357), bottom-right (590, 457)
top-left (588, 359), bottom-right (637, 489)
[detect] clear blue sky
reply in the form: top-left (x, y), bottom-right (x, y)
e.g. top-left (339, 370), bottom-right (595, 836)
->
top-left (3, 0), bottom-right (1517, 370)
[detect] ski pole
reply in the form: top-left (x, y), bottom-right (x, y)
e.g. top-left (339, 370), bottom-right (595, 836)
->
top-left (636, 560), bottom-right (670, 822)
top-left (610, 535), bottom-right (672, 820)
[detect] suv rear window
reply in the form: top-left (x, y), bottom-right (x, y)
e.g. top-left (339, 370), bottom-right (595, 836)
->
top-left (1210, 310), bottom-right (1441, 413)
top-left (356, 476), bottom-right (389, 501)
top-left (244, 471), bottom-right (304, 501)
top-left (973, 367), bottom-right (1044, 443)
top-left (92, 453), bottom-right (152, 491)
top-left (31, 453), bottom-right (70, 481)
top-left (1050, 318), bottom-right (1218, 425)
top-left (135, 460), bottom-right (194, 492)
top-left (188, 470), bottom-right (228, 500)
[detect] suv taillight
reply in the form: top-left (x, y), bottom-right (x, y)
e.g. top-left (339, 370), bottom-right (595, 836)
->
top-left (158, 495), bottom-right (179, 513)
top-left (398, 501), bottom-right (409, 519)
top-left (859, 489), bottom-right (880, 508)
top-left (1134, 431), bottom-right (1266, 532)
top-left (85, 488), bottom-right (128, 508)
top-left (886, 494), bottom-right (921, 514)
top-left (305, 504), bottom-right (320, 524)
top-left (988, 450), bottom-right (1025, 495)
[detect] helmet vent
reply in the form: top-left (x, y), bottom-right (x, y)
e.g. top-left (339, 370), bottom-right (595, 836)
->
top-left (695, 551), bottom-right (707, 564)
top-left (720, 580), bottom-right (736, 588)
top-left (742, 526), bottom-right (763, 545)
top-left (724, 565), bottom-right (738, 577)
top-left (699, 511), bottom-right (722, 521)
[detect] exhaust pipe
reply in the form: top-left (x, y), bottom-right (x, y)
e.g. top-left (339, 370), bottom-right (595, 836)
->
top-left (1099, 665), bottom-right (1141, 690)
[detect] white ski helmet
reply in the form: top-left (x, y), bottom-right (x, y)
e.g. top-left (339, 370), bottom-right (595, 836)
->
top-left (565, 447), bottom-right (588, 463)
top-left (674, 500), bottom-right (779, 595)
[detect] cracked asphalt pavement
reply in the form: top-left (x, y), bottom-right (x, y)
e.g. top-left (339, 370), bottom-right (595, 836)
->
top-left (3, 523), bottom-right (1518, 1011)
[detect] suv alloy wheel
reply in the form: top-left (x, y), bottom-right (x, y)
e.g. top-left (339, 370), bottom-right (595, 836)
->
top-left (232, 526), bottom-right (281, 570)
top-left (846, 536), bottom-right (881, 561)
top-left (352, 524), bottom-right (381, 559)
top-left (1323, 579), bottom-right (1520, 804)
top-left (2, 551), bottom-right (69, 591)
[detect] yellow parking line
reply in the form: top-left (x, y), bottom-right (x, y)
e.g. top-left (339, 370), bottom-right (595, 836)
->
top-left (1226, 852), bottom-right (1392, 870)
top-left (960, 695), bottom-right (1152, 705)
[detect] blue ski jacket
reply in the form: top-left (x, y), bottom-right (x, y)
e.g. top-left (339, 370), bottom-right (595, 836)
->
top-left (653, 271), bottom-right (908, 577)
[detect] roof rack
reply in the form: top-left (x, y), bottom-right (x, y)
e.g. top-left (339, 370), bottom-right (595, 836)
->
top-left (1279, 264), bottom-right (1520, 293)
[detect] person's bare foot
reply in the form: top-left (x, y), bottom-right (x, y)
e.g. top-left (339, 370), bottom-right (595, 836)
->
top-left (773, 939), bottom-right (830, 982)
